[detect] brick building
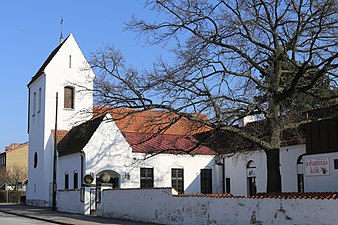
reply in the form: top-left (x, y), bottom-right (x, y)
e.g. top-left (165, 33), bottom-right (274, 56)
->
top-left (0, 142), bottom-right (28, 190)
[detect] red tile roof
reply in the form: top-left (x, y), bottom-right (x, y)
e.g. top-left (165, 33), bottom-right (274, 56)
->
top-left (251, 192), bottom-right (338, 200)
top-left (93, 106), bottom-right (211, 135)
top-left (176, 192), bottom-right (338, 199)
top-left (52, 129), bottom-right (70, 152)
top-left (4, 142), bottom-right (29, 153)
top-left (176, 193), bottom-right (234, 198)
top-left (122, 132), bottom-right (217, 155)
top-left (52, 115), bottom-right (104, 156)
top-left (53, 111), bottom-right (216, 156)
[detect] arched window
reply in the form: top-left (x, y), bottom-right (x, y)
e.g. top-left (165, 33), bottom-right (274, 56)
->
top-left (297, 155), bottom-right (304, 192)
top-left (64, 86), bottom-right (74, 109)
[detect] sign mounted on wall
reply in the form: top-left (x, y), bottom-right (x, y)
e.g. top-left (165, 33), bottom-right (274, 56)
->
top-left (305, 158), bottom-right (329, 176)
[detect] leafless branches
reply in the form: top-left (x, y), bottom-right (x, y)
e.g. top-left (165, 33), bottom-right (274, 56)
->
top-left (90, 0), bottom-right (338, 192)
top-left (6, 165), bottom-right (28, 190)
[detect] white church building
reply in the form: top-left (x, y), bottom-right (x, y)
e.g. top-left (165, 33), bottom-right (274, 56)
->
top-left (26, 34), bottom-right (220, 207)
top-left (27, 33), bottom-right (335, 211)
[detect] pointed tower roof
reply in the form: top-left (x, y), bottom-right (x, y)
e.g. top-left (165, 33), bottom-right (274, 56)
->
top-left (27, 34), bottom-right (72, 87)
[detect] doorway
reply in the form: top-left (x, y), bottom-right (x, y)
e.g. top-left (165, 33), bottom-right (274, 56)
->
top-left (247, 160), bottom-right (257, 196)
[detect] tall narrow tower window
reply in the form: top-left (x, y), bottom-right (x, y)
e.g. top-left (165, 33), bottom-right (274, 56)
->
top-left (33, 92), bottom-right (36, 116)
top-left (38, 88), bottom-right (42, 113)
top-left (64, 86), bottom-right (74, 109)
top-left (69, 55), bottom-right (72, 68)
top-left (33, 152), bottom-right (38, 168)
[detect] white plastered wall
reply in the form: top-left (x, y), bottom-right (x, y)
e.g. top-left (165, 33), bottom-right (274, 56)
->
top-left (27, 34), bottom-right (94, 206)
top-left (82, 114), bottom-right (218, 193)
top-left (57, 153), bottom-right (81, 191)
top-left (224, 144), bottom-right (305, 195)
top-left (27, 75), bottom-right (47, 205)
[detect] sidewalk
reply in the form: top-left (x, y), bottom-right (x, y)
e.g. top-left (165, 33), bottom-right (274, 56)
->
top-left (0, 204), bottom-right (159, 225)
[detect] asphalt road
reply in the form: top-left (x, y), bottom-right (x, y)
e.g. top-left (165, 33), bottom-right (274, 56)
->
top-left (0, 211), bottom-right (56, 225)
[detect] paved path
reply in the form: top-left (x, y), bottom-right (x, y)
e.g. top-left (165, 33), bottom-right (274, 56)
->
top-left (0, 204), bottom-right (160, 225)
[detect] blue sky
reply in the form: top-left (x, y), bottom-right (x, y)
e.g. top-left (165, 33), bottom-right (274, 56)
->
top-left (0, 1), bottom-right (167, 151)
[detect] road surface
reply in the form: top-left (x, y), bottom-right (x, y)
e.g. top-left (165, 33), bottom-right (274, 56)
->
top-left (0, 211), bottom-right (56, 225)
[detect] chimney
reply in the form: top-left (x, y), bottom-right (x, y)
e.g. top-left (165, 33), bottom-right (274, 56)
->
top-left (239, 115), bottom-right (256, 127)
top-left (10, 143), bottom-right (19, 149)
top-left (238, 114), bottom-right (264, 127)
top-left (5, 143), bottom-right (19, 151)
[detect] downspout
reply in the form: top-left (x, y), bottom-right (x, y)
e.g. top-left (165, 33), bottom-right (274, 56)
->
top-left (52, 92), bottom-right (58, 211)
top-left (27, 88), bottom-right (30, 134)
top-left (222, 156), bottom-right (225, 194)
top-left (80, 151), bottom-right (85, 186)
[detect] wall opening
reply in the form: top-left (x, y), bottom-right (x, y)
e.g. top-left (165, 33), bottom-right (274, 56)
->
top-left (247, 160), bottom-right (257, 196)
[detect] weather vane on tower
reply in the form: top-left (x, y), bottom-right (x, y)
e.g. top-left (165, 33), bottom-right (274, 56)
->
top-left (60, 16), bottom-right (64, 44)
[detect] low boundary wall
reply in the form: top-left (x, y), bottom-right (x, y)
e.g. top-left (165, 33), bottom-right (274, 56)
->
top-left (97, 188), bottom-right (338, 225)
top-left (57, 190), bottom-right (84, 215)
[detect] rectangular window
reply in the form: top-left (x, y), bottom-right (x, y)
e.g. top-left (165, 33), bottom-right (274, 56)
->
top-left (65, 174), bottom-right (69, 190)
top-left (69, 55), bottom-right (72, 68)
top-left (226, 177), bottom-right (231, 194)
top-left (74, 172), bottom-right (78, 190)
top-left (171, 168), bottom-right (184, 193)
top-left (64, 86), bottom-right (74, 109)
top-left (140, 168), bottom-right (154, 188)
top-left (200, 169), bottom-right (212, 194)
top-left (334, 159), bottom-right (338, 169)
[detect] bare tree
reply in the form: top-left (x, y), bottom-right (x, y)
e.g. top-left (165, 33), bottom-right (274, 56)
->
top-left (90, 0), bottom-right (338, 192)
top-left (6, 165), bottom-right (28, 191)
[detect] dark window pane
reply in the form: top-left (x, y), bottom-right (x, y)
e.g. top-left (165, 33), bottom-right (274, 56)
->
top-left (74, 173), bottom-right (78, 190)
top-left (200, 169), bottom-right (212, 194)
top-left (334, 159), bottom-right (338, 169)
top-left (140, 168), bottom-right (154, 188)
top-left (172, 168), bottom-right (184, 193)
top-left (226, 178), bottom-right (231, 194)
top-left (65, 174), bottom-right (69, 190)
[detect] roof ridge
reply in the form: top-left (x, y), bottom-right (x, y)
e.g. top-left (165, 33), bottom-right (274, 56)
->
top-left (27, 34), bottom-right (71, 87)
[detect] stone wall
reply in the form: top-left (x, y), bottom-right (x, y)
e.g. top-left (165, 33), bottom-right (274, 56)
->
top-left (97, 188), bottom-right (338, 225)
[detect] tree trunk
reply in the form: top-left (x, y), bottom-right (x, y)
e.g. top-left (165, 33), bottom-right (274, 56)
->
top-left (265, 148), bottom-right (281, 192)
